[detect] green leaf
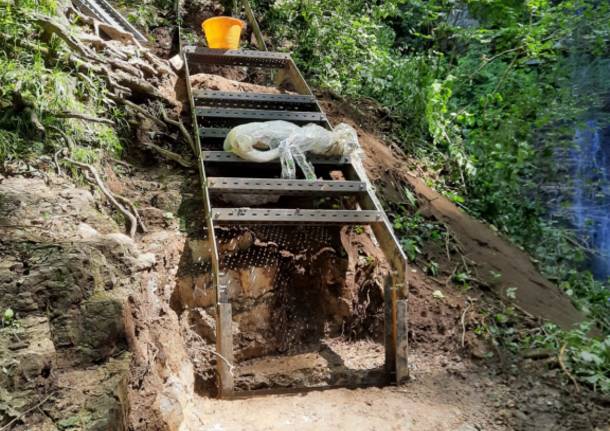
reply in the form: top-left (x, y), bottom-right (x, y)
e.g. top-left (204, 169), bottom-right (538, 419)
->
top-left (579, 351), bottom-right (603, 366)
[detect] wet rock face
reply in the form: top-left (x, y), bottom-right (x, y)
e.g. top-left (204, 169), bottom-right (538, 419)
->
top-left (0, 176), bottom-right (152, 430)
top-left (0, 242), bottom-right (129, 365)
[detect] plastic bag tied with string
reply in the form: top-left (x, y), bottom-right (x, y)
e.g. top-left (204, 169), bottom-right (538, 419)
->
top-left (223, 120), bottom-right (361, 180)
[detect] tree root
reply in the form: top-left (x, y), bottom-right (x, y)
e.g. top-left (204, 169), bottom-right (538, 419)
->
top-left (54, 111), bottom-right (114, 125)
top-left (64, 158), bottom-right (139, 238)
top-left (159, 105), bottom-right (196, 155)
top-left (142, 142), bottom-right (193, 168)
top-left (115, 194), bottom-right (147, 234)
top-left (0, 392), bottom-right (55, 431)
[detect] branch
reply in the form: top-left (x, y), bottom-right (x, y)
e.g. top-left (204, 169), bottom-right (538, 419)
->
top-left (460, 300), bottom-right (472, 348)
top-left (559, 343), bottom-right (581, 394)
top-left (54, 111), bottom-right (114, 125)
top-left (64, 158), bottom-right (138, 237)
top-left (142, 142), bottom-right (193, 168)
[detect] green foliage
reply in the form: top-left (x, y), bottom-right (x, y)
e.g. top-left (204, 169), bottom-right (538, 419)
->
top-left (119, 0), bottom-right (174, 30)
top-left (257, 0), bottom-right (610, 391)
top-left (510, 321), bottom-right (610, 393)
top-left (0, 0), bottom-right (124, 163)
top-left (392, 211), bottom-right (445, 261)
top-left (2, 308), bottom-right (14, 326)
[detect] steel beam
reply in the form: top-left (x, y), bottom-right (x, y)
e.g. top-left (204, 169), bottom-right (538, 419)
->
top-left (74, 0), bottom-right (147, 43)
top-left (208, 177), bottom-right (366, 196)
top-left (202, 151), bottom-right (350, 166)
top-left (196, 107), bottom-right (327, 125)
top-left (211, 208), bottom-right (383, 224)
top-left (184, 46), bottom-right (290, 68)
top-left (194, 91), bottom-right (319, 111)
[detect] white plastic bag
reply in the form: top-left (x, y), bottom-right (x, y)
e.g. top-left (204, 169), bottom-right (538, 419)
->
top-left (223, 120), bottom-right (360, 180)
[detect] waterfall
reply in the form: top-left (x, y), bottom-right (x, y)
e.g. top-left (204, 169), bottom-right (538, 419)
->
top-left (567, 119), bottom-right (610, 279)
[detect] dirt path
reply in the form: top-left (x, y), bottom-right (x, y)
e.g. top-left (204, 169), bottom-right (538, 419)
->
top-left (182, 355), bottom-right (496, 431)
top-left (184, 386), bottom-right (481, 431)
top-left (181, 350), bottom-right (610, 431)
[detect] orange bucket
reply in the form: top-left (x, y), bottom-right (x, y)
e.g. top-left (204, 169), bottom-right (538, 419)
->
top-left (202, 16), bottom-right (245, 49)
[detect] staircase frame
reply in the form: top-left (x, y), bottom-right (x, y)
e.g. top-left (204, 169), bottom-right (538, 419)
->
top-left (178, 3), bottom-right (408, 398)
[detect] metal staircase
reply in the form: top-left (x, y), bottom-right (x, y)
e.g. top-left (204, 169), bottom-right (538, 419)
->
top-left (179, 10), bottom-right (409, 399)
top-left (73, 0), bottom-right (147, 43)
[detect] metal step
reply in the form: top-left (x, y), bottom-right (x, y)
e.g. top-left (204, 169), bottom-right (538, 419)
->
top-left (184, 46), bottom-right (290, 68)
top-left (211, 208), bottom-right (382, 224)
top-left (200, 128), bottom-right (231, 139)
top-left (194, 91), bottom-right (319, 111)
top-left (202, 151), bottom-right (350, 165)
top-left (197, 107), bottom-right (327, 127)
top-left (208, 177), bottom-right (366, 196)
top-left (74, 0), bottom-right (147, 43)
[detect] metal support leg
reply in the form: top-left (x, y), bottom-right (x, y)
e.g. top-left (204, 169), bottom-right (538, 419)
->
top-left (384, 272), bottom-right (397, 375)
top-left (216, 302), bottom-right (234, 397)
top-left (396, 299), bottom-right (409, 384)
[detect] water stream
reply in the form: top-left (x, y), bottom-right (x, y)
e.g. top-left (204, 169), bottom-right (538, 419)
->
top-left (551, 52), bottom-right (610, 280)
top-left (566, 119), bottom-right (610, 278)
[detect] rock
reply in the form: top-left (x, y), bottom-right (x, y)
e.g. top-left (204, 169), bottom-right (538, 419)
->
top-left (135, 252), bottom-right (156, 270)
top-left (0, 316), bottom-right (55, 390)
top-left (78, 296), bottom-right (126, 362)
top-left (513, 410), bottom-right (529, 421)
top-left (151, 190), bottom-right (182, 213)
top-left (169, 54), bottom-right (184, 71)
top-left (77, 223), bottom-right (99, 239)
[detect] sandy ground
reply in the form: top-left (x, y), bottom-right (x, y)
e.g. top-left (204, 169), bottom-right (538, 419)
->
top-left (182, 363), bottom-right (494, 431)
top-left (180, 351), bottom-right (500, 431)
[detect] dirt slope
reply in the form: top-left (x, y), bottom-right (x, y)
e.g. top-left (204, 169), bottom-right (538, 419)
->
top-left (320, 97), bottom-right (587, 331)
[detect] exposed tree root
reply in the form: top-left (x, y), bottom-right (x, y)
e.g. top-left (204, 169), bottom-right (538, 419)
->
top-left (141, 142), bottom-right (193, 168)
top-left (0, 392), bottom-right (55, 431)
top-left (54, 111), bottom-right (114, 125)
top-left (64, 158), bottom-right (139, 238)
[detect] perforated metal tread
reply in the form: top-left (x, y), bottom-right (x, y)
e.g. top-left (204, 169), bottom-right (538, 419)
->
top-left (194, 91), bottom-right (319, 111)
top-left (211, 208), bottom-right (383, 224)
top-left (200, 128), bottom-right (231, 139)
top-left (202, 151), bottom-right (350, 165)
top-left (184, 46), bottom-right (291, 68)
top-left (208, 177), bottom-right (366, 196)
top-left (197, 107), bottom-right (327, 126)
top-left (74, 0), bottom-right (146, 43)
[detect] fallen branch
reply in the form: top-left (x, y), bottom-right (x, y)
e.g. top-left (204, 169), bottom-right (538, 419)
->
top-left (460, 300), bottom-right (472, 348)
top-left (64, 158), bottom-right (138, 237)
top-left (559, 343), bottom-right (581, 394)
